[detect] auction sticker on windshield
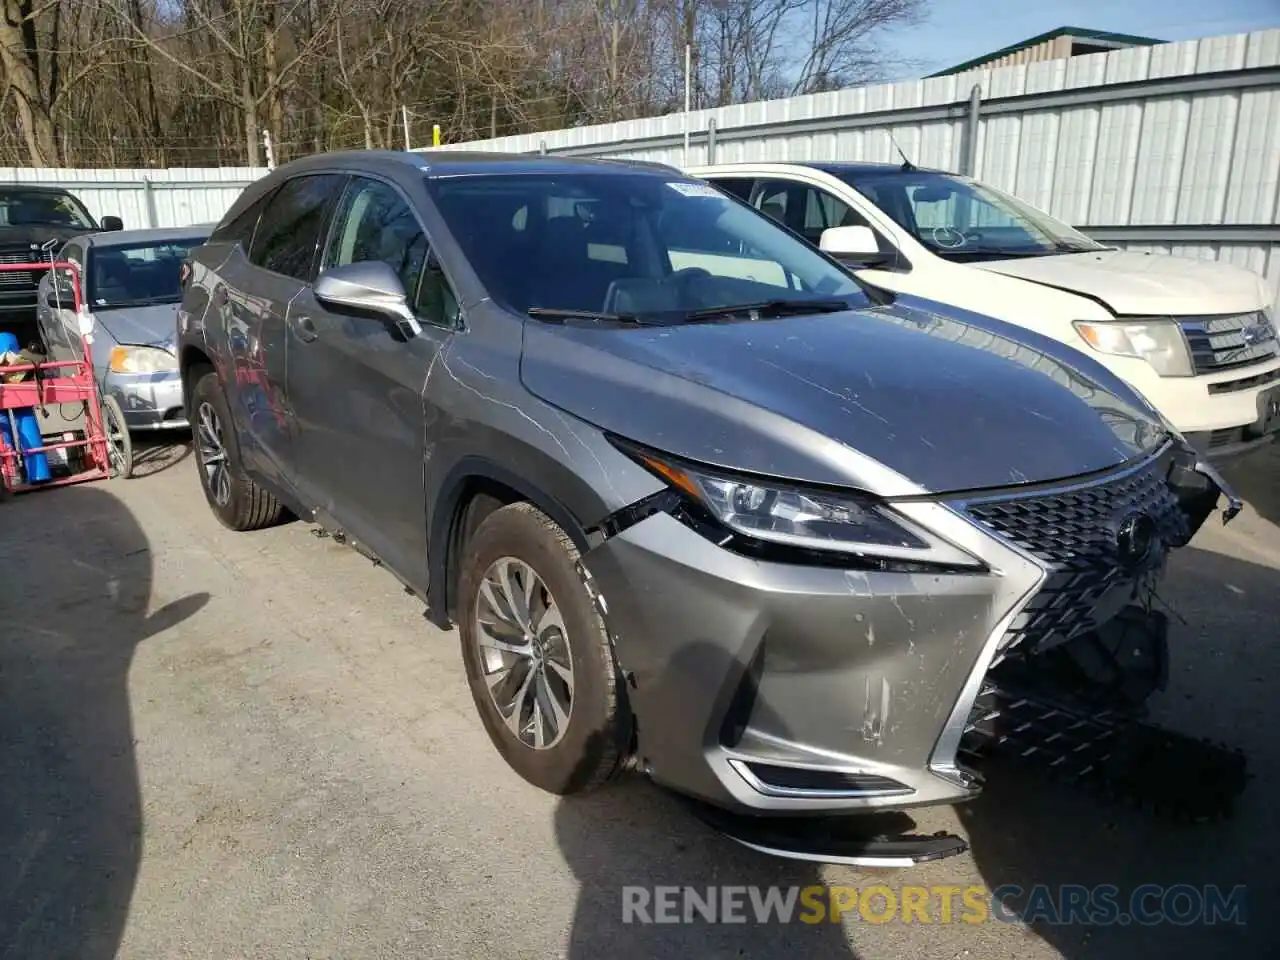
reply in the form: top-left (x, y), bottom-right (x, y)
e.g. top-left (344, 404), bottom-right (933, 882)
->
top-left (667, 181), bottom-right (727, 199)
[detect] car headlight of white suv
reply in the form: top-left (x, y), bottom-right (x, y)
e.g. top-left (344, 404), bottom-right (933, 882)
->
top-left (1072, 318), bottom-right (1193, 377)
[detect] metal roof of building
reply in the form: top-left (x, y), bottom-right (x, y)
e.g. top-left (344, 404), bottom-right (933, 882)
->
top-left (927, 26), bottom-right (1165, 77)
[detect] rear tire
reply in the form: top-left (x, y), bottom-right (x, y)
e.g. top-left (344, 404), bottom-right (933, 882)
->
top-left (190, 369), bottom-right (284, 531)
top-left (458, 501), bottom-right (627, 794)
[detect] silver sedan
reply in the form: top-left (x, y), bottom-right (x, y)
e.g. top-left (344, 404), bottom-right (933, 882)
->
top-left (37, 224), bottom-right (212, 432)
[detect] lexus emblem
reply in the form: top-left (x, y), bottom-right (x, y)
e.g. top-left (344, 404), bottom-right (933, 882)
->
top-left (1116, 513), bottom-right (1157, 568)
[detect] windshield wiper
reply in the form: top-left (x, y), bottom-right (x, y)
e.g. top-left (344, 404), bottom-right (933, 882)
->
top-left (98, 296), bottom-right (180, 309)
top-left (526, 306), bottom-right (644, 324)
top-left (682, 298), bottom-right (851, 323)
top-left (1052, 240), bottom-right (1104, 253)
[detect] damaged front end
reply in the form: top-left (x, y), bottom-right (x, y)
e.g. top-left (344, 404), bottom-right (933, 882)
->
top-left (941, 438), bottom-right (1247, 824)
top-left (580, 436), bottom-right (1247, 866)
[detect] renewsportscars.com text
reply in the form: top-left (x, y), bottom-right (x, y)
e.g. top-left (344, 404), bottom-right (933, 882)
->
top-left (621, 884), bottom-right (1248, 927)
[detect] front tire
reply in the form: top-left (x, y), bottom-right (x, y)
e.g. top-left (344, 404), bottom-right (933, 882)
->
top-left (458, 502), bottom-right (627, 794)
top-left (190, 369), bottom-right (284, 531)
top-left (101, 394), bottom-right (133, 479)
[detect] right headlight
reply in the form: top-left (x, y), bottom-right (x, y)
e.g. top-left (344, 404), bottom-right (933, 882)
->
top-left (109, 344), bottom-right (178, 374)
top-left (622, 444), bottom-right (985, 570)
top-left (1073, 318), bottom-right (1193, 377)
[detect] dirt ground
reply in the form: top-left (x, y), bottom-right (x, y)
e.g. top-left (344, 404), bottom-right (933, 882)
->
top-left (1, 436), bottom-right (1277, 959)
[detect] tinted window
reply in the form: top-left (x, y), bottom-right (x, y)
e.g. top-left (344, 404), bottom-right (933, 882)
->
top-left (322, 176), bottom-right (456, 327)
top-left (323, 178), bottom-right (427, 300)
top-left (428, 173), bottom-right (865, 318)
top-left (249, 174), bottom-right (345, 280)
top-left (211, 190), bottom-right (275, 248)
top-left (755, 181), bottom-right (791, 226)
top-left (711, 178), bottom-right (754, 202)
top-left (88, 238), bottom-right (207, 309)
top-left (0, 189), bottom-right (95, 228)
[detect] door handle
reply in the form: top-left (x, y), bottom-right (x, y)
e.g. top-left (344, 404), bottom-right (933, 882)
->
top-left (292, 314), bottom-right (318, 342)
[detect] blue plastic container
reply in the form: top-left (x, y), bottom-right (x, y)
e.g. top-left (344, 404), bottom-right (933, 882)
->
top-left (0, 331), bottom-right (51, 483)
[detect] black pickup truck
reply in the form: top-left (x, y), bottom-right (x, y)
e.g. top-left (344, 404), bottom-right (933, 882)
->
top-left (0, 185), bottom-right (123, 347)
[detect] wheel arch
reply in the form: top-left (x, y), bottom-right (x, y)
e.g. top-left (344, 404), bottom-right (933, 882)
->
top-left (426, 455), bottom-right (598, 629)
top-left (180, 343), bottom-right (214, 410)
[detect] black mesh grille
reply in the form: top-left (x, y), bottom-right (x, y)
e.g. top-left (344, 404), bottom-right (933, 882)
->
top-left (0, 248), bottom-right (39, 289)
top-left (961, 456), bottom-right (1188, 656)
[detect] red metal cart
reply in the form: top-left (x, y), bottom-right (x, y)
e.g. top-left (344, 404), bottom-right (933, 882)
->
top-left (0, 258), bottom-right (132, 497)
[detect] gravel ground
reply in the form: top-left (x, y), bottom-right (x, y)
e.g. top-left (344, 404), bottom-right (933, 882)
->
top-left (1, 435), bottom-right (1277, 960)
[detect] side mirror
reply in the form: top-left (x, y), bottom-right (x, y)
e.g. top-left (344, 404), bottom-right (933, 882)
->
top-left (100, 215), bottom-right (124, 232)
top-left (819, 225), bottom-right (890, 268)
top-left (314, 260), bottom-right (422, 339)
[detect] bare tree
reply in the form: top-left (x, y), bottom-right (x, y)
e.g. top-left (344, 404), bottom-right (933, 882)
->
top-left (0, 0), bottom-right (927, 167)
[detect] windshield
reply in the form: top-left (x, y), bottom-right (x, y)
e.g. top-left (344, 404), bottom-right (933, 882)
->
top-left (0, 189), bottom-right (95, 229)
top-left (427, 172), bottom-right (866, 321)
top-left (841, 171), bottom-right (1106, 262)
top-left (89, 238), bottom-right (206, 310)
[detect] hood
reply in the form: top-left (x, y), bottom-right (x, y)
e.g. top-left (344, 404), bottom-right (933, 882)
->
top-left (979, 249), bottom-right (1267, 316)
top-left (0, 224), bottom-right (93, 250)
top-left (91, 303), bottom-right (178, 349)
top-left (519, 299), bottom-right (1168, 497)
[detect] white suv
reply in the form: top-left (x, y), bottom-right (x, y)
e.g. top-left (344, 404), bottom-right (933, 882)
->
top-left (688, 161), bottom-right (1280, 463)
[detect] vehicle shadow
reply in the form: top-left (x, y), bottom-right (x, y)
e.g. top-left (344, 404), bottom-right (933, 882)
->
top-left (130, 429), bottom-right (194, 479)
top-left (961, 542), bottom-right (1280, 958)
top-left (556, 641), bottom-right (862, 959)
top-left (0, 485), bottom-right (209, 959)
top-left (1219, 442), bottom-right (1279, 528)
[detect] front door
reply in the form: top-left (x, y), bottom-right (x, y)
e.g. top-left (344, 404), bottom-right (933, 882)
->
top-left (286, 175), bottom-right (459, 587)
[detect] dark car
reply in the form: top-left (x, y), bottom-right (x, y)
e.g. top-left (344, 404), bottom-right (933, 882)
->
top-left (177, 150), bottom-right (1241, 866)
top-left (0, 185), bottom-right (123, 344)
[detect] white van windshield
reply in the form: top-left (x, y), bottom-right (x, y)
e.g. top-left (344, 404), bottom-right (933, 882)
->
top-left (842, 171), bottom-right (1107, 263)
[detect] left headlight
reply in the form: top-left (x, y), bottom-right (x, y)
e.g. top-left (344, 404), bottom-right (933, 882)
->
top-left (625, 446), bottom-right (984, 569)
top-left (1073, 318), bottom-right (1193, 377)
top-left (109, 345), bottom-right (178, 374)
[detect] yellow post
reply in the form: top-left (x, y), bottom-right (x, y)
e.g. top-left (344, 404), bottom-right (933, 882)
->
top-left (432, 124), bottom-right (441, 147)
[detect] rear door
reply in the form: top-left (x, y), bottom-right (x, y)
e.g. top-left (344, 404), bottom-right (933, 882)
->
top-left (286, 174), bottom-right (459, 585)
top-left (230, 172), bottom-right (347, 491)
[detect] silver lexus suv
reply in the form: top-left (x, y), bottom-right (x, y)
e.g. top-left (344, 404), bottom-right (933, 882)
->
top-left (177, 151), bottom-right (1241, 865)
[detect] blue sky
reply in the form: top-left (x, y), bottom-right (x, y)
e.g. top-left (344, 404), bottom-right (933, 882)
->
top-left (886, 0), bottom-right (1280, 77)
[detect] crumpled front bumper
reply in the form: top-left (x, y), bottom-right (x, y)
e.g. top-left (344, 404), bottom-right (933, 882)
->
top-left (580, 440), bottom-right (1237, 817)
top-left (582, 502), bottom-right (1043, 815)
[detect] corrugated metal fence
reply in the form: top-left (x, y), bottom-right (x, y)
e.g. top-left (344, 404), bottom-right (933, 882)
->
top-left (2, 29), bottom-right (1278, 307)
top-left (433, 28), bottom-right (1280, 309)
top-left (0, 166), bottom-right (261, 231)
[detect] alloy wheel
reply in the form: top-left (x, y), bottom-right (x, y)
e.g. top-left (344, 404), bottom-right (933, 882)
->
top-left (196, 401), bottom-right (231, 506)
top-left (473, 556), bottom-right (575, 750)
top-left (102, 396), bottom-right (132, 478)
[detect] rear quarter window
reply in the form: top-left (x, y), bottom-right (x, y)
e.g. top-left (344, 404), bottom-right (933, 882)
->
top-left (211, 188), bottom-right (276, 249)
